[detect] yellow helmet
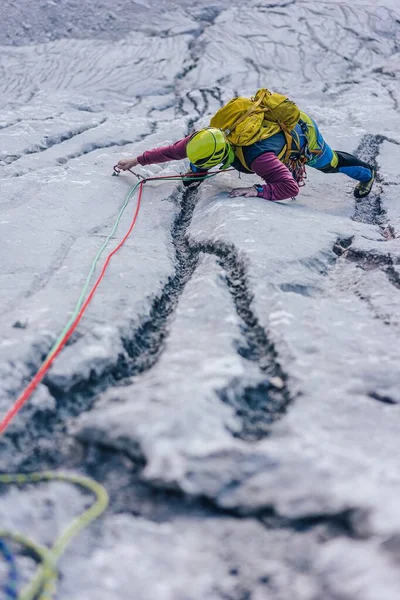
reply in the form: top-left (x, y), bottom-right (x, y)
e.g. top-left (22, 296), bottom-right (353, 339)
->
top-left (186, 127), bottom-right (234, 169)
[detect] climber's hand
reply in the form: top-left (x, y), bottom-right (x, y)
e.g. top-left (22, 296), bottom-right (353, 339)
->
top-left (229, 186), bottom-right (259, 198)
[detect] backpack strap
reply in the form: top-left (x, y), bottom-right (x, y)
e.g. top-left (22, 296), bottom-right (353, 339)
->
top-left (260, 102), bottom-right (295, 164)
top-left (224, 90), bottom-right (267, 135)
top-left (281, 129), bottom-right (294, 163)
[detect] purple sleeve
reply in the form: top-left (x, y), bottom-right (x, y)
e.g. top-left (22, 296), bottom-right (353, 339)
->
top-left (137, 135), bottom-right (191, 166)
top-left (250, 153), bottom-right (299, 201)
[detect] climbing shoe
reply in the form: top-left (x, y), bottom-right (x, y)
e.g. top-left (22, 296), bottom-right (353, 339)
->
top-left (354, 168), bottom-right (376, 199)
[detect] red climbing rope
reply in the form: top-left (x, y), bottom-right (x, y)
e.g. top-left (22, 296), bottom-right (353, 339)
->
top-left (0, 180), bottom-right (144, 435)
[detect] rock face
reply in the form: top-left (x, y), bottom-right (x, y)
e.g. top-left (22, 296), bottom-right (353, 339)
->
top-left (1, 0), bottom-right (400, 598)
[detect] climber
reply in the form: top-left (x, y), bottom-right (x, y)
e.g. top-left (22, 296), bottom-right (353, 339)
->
top-left (116, 90), bottom-right (375, 202)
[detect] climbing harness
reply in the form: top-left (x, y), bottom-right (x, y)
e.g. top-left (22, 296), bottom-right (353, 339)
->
top-left (0, 471), bottom-right (109, 600)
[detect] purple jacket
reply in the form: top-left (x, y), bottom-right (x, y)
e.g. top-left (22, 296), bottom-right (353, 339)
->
top-left (137, 135), bottom-right (299, 201)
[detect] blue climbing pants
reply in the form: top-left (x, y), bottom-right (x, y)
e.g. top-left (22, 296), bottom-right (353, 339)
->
top-left (297, 112), bottom-right (373, 182)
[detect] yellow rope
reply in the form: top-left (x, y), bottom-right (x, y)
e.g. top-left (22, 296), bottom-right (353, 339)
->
top-left (0, 472), bottom-right (109, 600)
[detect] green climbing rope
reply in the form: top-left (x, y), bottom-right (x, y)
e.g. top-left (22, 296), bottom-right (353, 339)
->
top-left (0, 472), bottom-right (109, 600)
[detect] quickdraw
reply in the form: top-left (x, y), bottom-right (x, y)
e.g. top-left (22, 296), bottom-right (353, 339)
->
top-left (283, 117), bottom-right (322, 187)
top-left (286, 156), bottom-right (308, 187)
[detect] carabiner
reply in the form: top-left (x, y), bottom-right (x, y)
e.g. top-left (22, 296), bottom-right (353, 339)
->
top-left (112, 165), bottom-right (145, 181)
